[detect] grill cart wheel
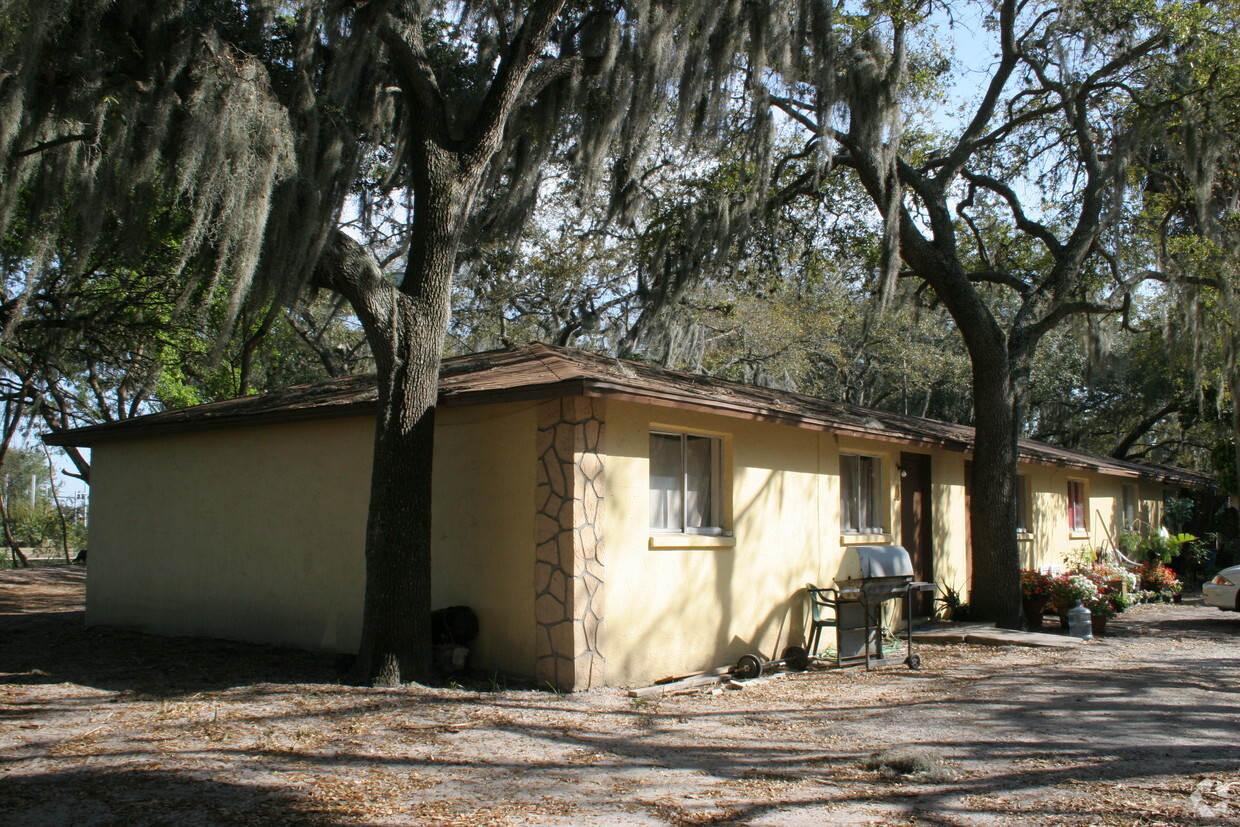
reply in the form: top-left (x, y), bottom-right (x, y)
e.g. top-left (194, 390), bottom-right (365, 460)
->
top-left (905, 653), bottom-right (922, 670)
top-left (733, 654), bottom-right (764, 681)
top-left (781, 646), bottom-right (810, 672)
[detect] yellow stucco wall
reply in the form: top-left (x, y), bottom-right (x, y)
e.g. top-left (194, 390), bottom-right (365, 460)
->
top-left (84, 390), bottom-right (1178, 689)
top-left (602, 401), bottom-right (971, 687)
top-left (86, 401), bottom-right (539, 676)
top-left (432, 402), bottom-right (539, 675)
top-left (87, 417), bottom-right (372, 652)
top-left (1016, 463), bottom-right (1170, 573)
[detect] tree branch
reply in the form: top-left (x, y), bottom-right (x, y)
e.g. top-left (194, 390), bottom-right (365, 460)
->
top-left (933, 0), bottom-right (1019, 187)
top-left (967, 269), bottom-right (1033, 293)
top-left (1112, 400), bottom-right (1183, 460)
top-left (517, 54), bottom-right (584, 108)
top-left (1026, 300), bottom-right (1116, 343)
top-left (379, 23), bottom-right (451, 144)
top-left (16, 130), bottom-right (98, 158)
top-left (465, 0), bottom-right (567, 167)
top-left (312, 230), bottom-right (403, 340)
top-left (960, 169), bottom-right (1062, 254)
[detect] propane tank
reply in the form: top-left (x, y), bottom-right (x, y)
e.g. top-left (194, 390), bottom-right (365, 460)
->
top-left (1067, 601), bottom-right (1093, 641)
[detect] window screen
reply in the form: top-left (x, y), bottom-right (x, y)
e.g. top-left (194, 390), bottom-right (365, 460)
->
top-left (1068, 480), bottom-right (1087, 532)
top-left (841, 454), bottom-right (881, 533)
top-left (649, 432), bottom-right (723, 533)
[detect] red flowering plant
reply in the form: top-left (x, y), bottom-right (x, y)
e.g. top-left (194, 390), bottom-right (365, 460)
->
top-left (1087, 562), bottom-right (1137, 594)
top-left (1047, 574), bottom-right (1100, 615)
top-left (1138, 560), bottom-right (1182, 595)
top-left (1021, 570), bottom-right (1054, 602)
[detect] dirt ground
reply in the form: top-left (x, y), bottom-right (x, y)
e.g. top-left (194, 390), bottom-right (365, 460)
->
top-left (2, 568), bottom-right (1239, 826)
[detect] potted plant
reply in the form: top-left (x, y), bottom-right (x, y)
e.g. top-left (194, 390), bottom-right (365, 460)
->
top-left (1085, 593), bottom-right (1117, 635)
top-left (1138, 560), bottom-right (1182, 600)
top-left (1092, 590), bottom-right (1134, 636)
top-left (1138, 531), bottom-right (1196, 565)
top-left (1048, 574), bottom-right (1101, 627)
top-left (935, 584), bottom-right (972, 621)
top-left (1167, 577), bottom-right (1185, 604)
top-left (1088, 562), bottom-right (1136, 598)
top-left (1020, 570), bottom-right (1054, 629)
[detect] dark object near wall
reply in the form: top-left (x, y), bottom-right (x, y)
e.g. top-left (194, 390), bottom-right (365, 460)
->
top-left (73, 548), bottom-right (87, 564)
top-left (431, 605), bottom-right (479, 646)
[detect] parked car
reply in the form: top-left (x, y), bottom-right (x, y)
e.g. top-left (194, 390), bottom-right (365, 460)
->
top-left (1203, 565), bottom-right (1240, 612)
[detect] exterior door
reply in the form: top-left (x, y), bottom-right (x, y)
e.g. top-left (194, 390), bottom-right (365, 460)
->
top-left (963, 461), bottom-right (973, 594)
top-left (900, 452), bottom-right (934, 615)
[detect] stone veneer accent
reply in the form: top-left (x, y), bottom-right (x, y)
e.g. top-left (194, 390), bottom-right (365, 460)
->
top-left (534, 397), bottom-right (605, 691)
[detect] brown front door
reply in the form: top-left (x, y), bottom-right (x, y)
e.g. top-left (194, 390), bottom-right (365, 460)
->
top-left (900, 452), bottom-right (934, 615)
top-left (963, 461), bottom-right (973, 595)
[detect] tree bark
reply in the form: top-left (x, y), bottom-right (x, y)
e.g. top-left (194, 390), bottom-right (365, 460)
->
top-left (314, 229), bottom-right (451, 686)
top-left (313, 2), bottom-right (569, 686)
top-left (313, 149), bottom-right (468, 684)
top-left (965, 353), bottom-right (1024, 628)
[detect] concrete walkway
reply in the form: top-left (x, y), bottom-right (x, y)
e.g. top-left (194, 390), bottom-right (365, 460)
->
top-left (911, 621), bottom-right (1084, 648)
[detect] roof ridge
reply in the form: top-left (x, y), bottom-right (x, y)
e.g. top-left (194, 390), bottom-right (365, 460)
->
top-left (523, 341), bottom-right (570, 382)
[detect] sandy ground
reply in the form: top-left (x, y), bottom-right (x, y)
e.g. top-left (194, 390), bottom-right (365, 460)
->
top-left (2, 567), bottom-right (1239, 826)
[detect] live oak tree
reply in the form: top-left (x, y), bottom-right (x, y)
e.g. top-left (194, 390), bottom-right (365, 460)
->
top-left (7, 0), bottom-right (1218, 676)
top-left (595, 0), bottom-right (1190, 626)
top-left (746, 0), bottom-right (1215, 626)
top-left (1, 0), bottom-right (845, 685)
top-left (290, 2), bottom-right (810, 685)
top-left (1129, 2), bottom-right (1240, 499)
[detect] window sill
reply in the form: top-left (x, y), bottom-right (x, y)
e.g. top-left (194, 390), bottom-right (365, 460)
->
top-left (1069, 531), bottom-right (1091, 540)
top-left (1017, 532), bottom-right (1035, 542)
top-left (649, 534), bottom-right (736, 550)
top-left (840, 533), bottom-right (892, 546)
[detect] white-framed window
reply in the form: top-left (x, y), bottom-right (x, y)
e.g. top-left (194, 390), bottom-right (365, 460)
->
top-left (1068, 479), bottom-right (1088, 532)
top-left (649, 431), bottom-right (725, 534)
top-left (840, 453), bottom-right (883, 533)
top-left (1016, 474), bottom-right (1030, 534)
top-left (1121, 484), bottom-right (1138, 531)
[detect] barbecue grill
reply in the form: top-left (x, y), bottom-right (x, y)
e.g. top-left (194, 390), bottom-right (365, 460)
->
top-left (806, 544), bottom-right (935, 670)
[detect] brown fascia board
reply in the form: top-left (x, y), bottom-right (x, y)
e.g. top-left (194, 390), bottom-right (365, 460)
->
top-left (1013, 447), bottom-right (1209, 487)
top-left (571, 382), bottom-right (972, 451)
top-left (436, 377), bottom-right (969, 449)
top-left (41, 398), bottom-right (382, 446)
top-left (42, 372), bottom-right (967, 453)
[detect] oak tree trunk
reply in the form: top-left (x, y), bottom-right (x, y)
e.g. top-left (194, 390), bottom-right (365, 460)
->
top-left (314, 181), bottom-right (462, 685)
top-left (966, 353), bottom-right (1024, 628)
top-left (891, 213), bottom-right (1025, 629)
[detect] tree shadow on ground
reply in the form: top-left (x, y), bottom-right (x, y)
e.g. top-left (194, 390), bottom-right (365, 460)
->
top-left (5, 572), bottom-right (1240, 825)
top-left (0, 608), bottom-right (342, 695)
top-left (0, 767), bottom-right (341, 825)
top-left (1105, 610), bottom-right (1240, 641)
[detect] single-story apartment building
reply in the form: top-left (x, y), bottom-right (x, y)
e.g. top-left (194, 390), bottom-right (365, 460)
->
top-left (46, 343), bottom-right (1209, 690)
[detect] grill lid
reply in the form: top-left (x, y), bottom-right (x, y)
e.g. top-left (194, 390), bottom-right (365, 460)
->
top-left (835, 544), bottom-right (914, 583)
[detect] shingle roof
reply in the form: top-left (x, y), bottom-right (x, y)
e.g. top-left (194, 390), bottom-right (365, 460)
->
top-left (44, 342), bottom-right (1210, 486)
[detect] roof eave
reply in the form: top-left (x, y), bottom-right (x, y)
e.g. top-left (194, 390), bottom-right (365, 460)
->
top-left (42, 399), bottom-right (384, 447)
